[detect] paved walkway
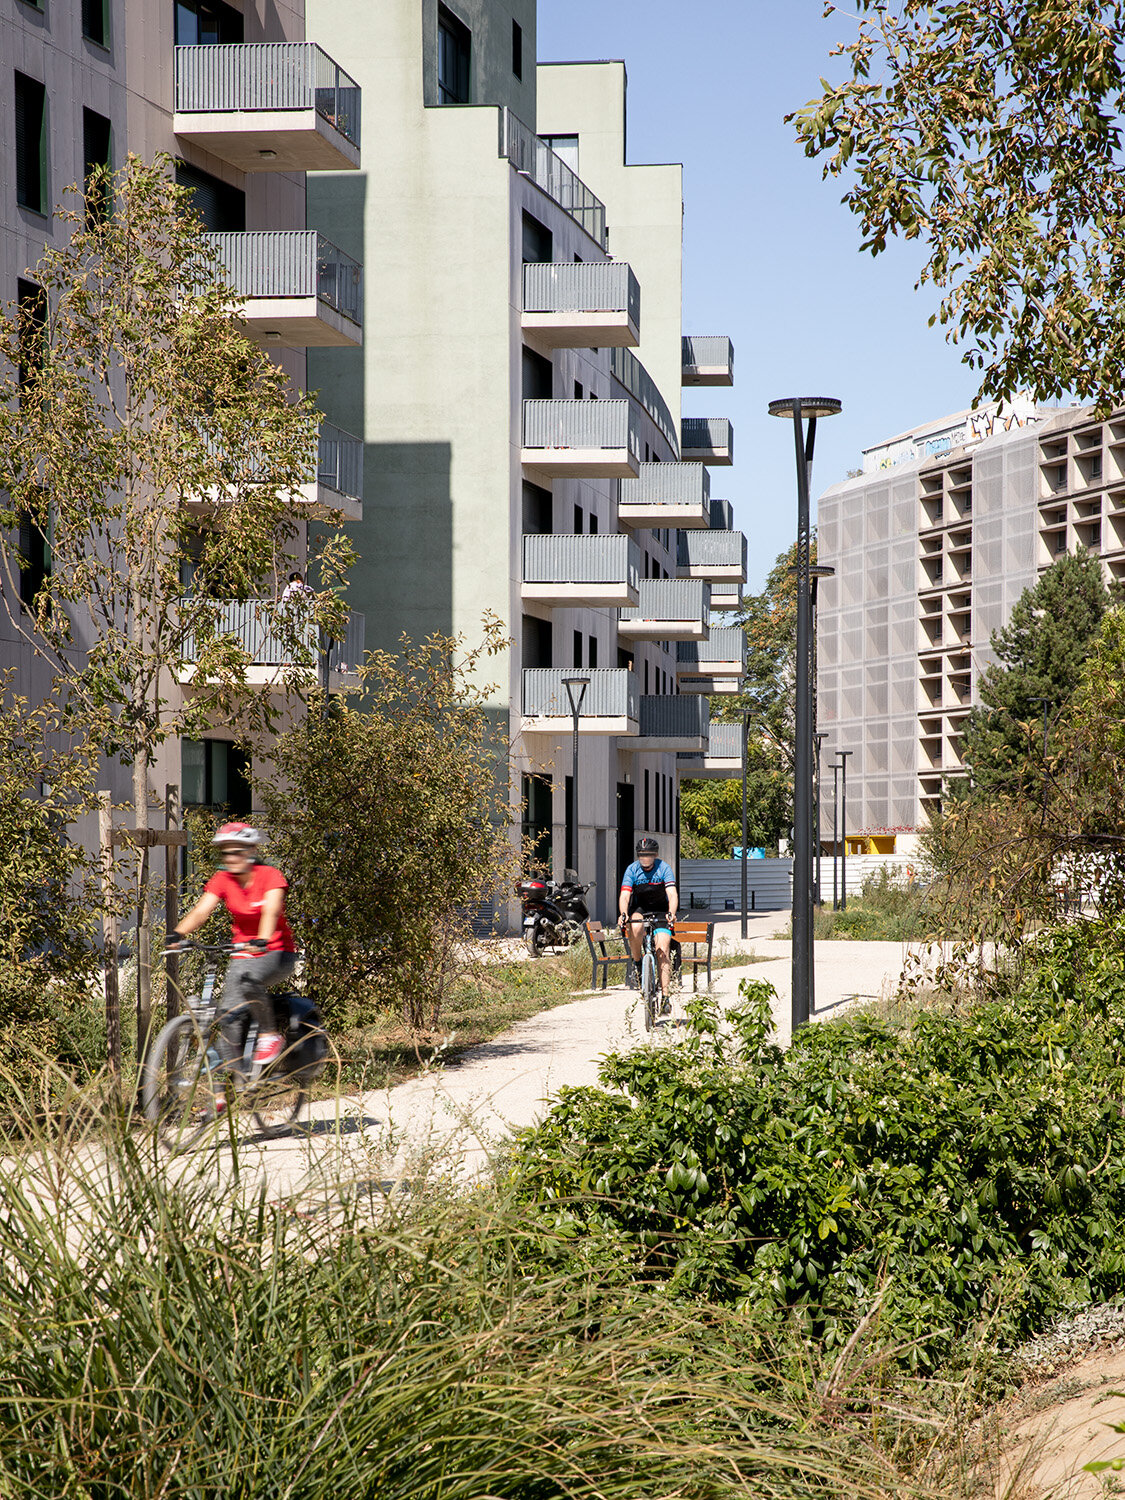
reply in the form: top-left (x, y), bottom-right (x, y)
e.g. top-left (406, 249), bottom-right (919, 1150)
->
top-left (217, 923), bottom-right (932, 1203)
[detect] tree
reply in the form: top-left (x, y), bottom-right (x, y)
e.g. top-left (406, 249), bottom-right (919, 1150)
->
top-left (792, 1), bottom-right (1125, 405)
top-left (255, 623), bottom-right (517, 1032)
top-left (958, 551), bottom-right (1111, 797)
top-left (0, 155), bottom-right (354, 1059)
top-left (680, 739), bottom-right (790, 858)
top-left (729, 542), bottom-right (803, 773)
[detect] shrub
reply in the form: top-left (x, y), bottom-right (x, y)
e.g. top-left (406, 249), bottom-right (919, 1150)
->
top-left (511, 921), bottom-right (1125, 1367)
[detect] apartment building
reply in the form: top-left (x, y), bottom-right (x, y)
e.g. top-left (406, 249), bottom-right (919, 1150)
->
top-left (1, 0), bottom-right (364, 818)
top-left (304, 0), bottom-right (744, 916)
top-left (815, 395), bottom-right (1125, 843)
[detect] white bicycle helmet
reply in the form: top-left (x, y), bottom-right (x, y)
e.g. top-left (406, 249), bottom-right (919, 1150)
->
top-left (211, 821), bottom-right (261, 848)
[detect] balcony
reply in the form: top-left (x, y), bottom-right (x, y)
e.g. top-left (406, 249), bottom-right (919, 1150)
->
top-left (681, 417), bottom-right (734, 466)
top-left (179, 601), bottom-right (364, 689)
top-left (174, 43), bottom-right (361, 173)
top-left (522, 534), bottom-right (640, 608)
top-left (681, 336), bottom-right (734, 387)
top-left (676, 627), bottom-right (747, 693)
top-left (677, 722), bottom-right (742, 778)
top-left (500, 109), bottom-right (607, 248)
top-left (677, 528), bottom-right (747, 584)
top-left (521, 668), bottom-right (638, 735)
top-left (206, 231), bottom-right (363, 347)
top-left (619, 579), bottom-right (710, 641)
top-left (618, 462), bottom-right (710, 529)
top-left (182, 420), bottom-right (363, 521)
top-left (521, 399), bottom-right (641, 479)
top-left (522, 262), bottom-right (639, 349)
top-left (630, 695), bottom-right (709, 752)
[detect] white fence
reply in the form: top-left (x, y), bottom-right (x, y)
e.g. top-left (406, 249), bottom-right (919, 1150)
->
top-left (679, 854), bottom-right (918, 912)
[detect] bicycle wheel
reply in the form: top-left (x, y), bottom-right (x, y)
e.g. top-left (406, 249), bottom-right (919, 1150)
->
top-left (640, 952), bottom-right (658, 1033)
top-left (250, 1052), bottom-right (307, 1138)
top-left (141, 1014), bottom-right (221, 1150)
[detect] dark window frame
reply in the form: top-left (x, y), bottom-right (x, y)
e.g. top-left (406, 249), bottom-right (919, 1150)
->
top-left (83, 107), bottom-right (113, 223)
top-left (82, 0), bottom-right (110, 47)
top-left (15, 71), bottom-right (48, 216)
top-left (512, 18), bottom-right (523, 80)
top-left (437, 4), bottom-right (471, 104)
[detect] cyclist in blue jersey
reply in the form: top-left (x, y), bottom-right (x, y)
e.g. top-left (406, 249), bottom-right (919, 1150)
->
top-left (619, 836), bottom-right (678, 1012)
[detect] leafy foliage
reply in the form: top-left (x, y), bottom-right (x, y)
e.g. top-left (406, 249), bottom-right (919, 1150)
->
top-left (256, 624), bottom-right (517, 1029)
top-left (958, 551), bottom-right (1111, 798)
top-left (0, 680), bottom-right (105, 1079)
top-left (512, 922), bottom-right (1125, 1366)
top-left (680, 739), bottom-right (790, 857)
top-left (792, 0), bottom-right (1125, 405)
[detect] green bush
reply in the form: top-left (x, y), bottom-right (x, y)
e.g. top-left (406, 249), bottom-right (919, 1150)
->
top-left (511, 919), bottom-right (1125, 1368)
top-left (0, 1084), bottom-right (928, 1500)
top-left (809, 868), bottom-right (943, 941)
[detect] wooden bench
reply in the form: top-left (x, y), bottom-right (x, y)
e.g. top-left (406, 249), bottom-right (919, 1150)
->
top-left (672, 920), bottom-right (715, 991)
top-left (583, 920), bottom-right (632, 990)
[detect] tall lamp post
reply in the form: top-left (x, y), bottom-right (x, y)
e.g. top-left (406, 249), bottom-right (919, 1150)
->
top-left (740, 709), bottom-right (752, 940)
top-left (831, 757), bottom-right (841, 910)
top-left (768, 396), bottom-right (841, 1035)
top-left (837, 748), bottom-right (853, 910)
top-left (814, 731), bottom-right (828, 906)
top-left (562, 677), bottom-right (589, 879)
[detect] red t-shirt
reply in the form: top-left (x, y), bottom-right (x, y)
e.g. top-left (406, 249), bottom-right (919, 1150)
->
top-left (204, 864), bottom-right (297, 953)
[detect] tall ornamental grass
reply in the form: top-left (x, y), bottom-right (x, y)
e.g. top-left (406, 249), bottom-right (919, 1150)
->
top-left (0, 1071), bottom-right (936, 1500)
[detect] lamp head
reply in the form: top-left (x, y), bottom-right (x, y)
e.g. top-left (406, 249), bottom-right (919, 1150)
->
top-left (768, 397), bottom-right (842, 419)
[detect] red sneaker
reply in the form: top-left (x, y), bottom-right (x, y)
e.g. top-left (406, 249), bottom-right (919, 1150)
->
top-left (252, 1033), bottom-right (284, 1067)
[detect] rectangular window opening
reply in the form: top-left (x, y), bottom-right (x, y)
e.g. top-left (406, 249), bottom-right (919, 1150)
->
top-left (15, 72), bottom-right (48, 216)
top-left (511, 18), bottom-right (523, 80)
top-left (438, 5), bottom-right (471, 104)
top-left (83, 108), bottom-right (113, 223)
top-left (81, 0), bottom-right (110, 47)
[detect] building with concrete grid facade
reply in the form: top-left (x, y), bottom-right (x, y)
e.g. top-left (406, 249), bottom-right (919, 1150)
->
top-left (816, 397), bottom-right (1125, 843)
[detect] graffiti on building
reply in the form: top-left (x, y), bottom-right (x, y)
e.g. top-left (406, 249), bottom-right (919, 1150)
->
top-left (864, 401), bottom-right (1042, 474)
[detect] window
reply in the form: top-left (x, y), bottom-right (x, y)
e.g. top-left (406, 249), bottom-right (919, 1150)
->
top-left (521, 211), bottom-right (552, 264)
top-left (573, 630), bottom-right (583, 668)
top-left (18, 507), bottom-right (50, 614)
top-left (573, 381), bottom-right (583, 400)
top-left (174, 0), bottom-right (243, 45)
top-left (15, 73), bottom-right (47, 215)
top-left (182, 738), bottom-right (252, 815)
top-left (175, 161), bottom-right (245, 232)
top-left (522, 480), bottom-right (552, 535)
top-left (438, 5), bottom-right (471, 104)
top-left (522, 614), bottom-right (552, 669)
top-left (82, 0), bottom-right (110, 47)
top-left (522, 774), bottom-right (552, 869)
top-left (573, 504), bottom-right (583, 533)
top-left (541, 134), bottom-right (579, 173)
top-left (521, 345), bottom-right (553, 400)
top-left (16, 279), bottom-right (45, 395)
top-left (643, 769), bottom-right (650, 831)
top-left (512, 18), bottom-right (523, 80)
top-left (83, 108), bottom-right (112, 222)
top-left (589, 513), bottom-right (598, 535)
top-left (588, 635), bottom-right (597, 667)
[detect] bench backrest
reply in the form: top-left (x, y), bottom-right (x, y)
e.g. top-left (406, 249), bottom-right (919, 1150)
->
top-left (673, 921), bottom-right (713, 946)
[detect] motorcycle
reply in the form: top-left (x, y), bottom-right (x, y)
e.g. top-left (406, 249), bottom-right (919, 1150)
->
top-left (518, 869), bottom-right (593, 957)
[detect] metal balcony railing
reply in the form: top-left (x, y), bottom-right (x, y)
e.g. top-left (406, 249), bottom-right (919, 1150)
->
top-left (182, 601), bottom-right (364, 672)
top-left (206, 231), bottom-right (363, 327)
top-left (316, 422), bottom-right (362, 500)
top-left (620, 579), bottom-right (710, 626)
top-left (500, 109), bottom-right (608, 248)
top-left (677, 529), bottom-right (748, 573)
top-left (619, 462), bottom-right (710, 512)
top-left (638, 695), bottom-right (709, 740)
top-left (681, 335), bottom-right (734, 379)
top-left (681, 416), bottom-right (734, 457)
top-left (175, 42), bottom-right (361, 147)
top-left (522, 261), bottom-right (640, 326)
top-left (523, 533), bottom-right (640, 589)
top-left (522, 399), bottom-right (641, 462)
top-left (704, 722), bottom-right (743, 760)
top-left (677, 627), bottom-right (746, 668)
top-left (522, 668), bottom-right (637, 719)
top-left (610, 347), bottom-right (678, 454)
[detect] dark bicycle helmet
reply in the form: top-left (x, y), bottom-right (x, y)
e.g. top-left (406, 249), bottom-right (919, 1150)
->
top-left (635, 837), bottom-right (659, 855)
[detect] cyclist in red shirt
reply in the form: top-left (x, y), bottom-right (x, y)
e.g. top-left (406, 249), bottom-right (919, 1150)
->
top-left (169, 822), bottom-right (297, 1072)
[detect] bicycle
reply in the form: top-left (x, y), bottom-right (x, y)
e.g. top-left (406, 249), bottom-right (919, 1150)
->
top-left (622, 913), bottom-right (674, 1033)
top-left (141, 941), bottom-right (326, 1150)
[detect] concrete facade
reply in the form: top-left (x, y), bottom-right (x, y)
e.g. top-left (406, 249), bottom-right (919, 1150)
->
top-left (817, 399), bottom-right (1123, 839)
top-left (305, 0), bottom-right (743, 922)
top-left (1, 0), bottom-right (361, 822)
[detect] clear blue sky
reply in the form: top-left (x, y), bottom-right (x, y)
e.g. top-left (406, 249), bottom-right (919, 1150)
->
top-left (537, 0), bottom-right (974, 592)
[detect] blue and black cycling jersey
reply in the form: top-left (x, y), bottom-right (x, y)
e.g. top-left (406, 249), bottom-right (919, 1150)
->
top-left (621, 859), bottom-right (677, 916)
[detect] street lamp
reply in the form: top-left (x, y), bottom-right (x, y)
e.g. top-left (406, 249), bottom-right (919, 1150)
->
top-left (814, 731), bottom-right (828, 905)
top-left (562, 676), bottom-right (589, 878)
top-left (768, 396), bottom-right (842, 1034)
top-left (837, 748), bottom-right (854, 910)
top-left (740, 709), bottom-right (752, 940)
top-left (830, 757), bottom-right (841, 910)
